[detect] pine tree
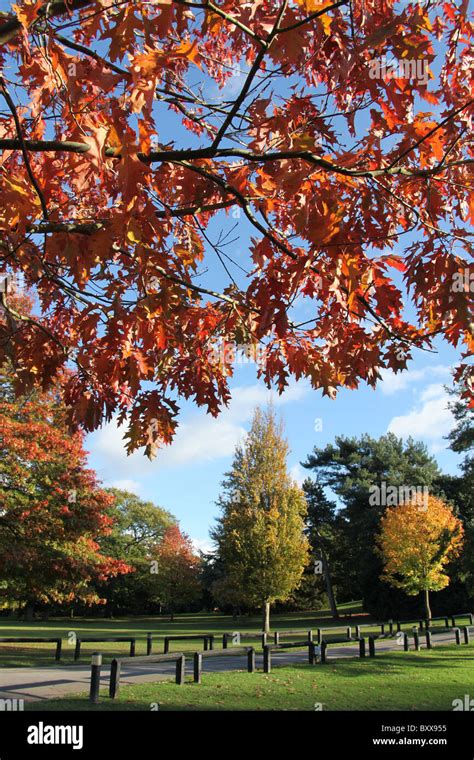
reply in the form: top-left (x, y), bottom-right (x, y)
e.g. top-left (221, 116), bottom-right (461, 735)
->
top-left (212, 406), bottom-right (309, 633)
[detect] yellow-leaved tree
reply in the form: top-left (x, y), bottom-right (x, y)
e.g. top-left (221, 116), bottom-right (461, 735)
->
top-left (212, 406), bottom-right (309, 633)
top-left (377, 495), bottom-right (464, 620)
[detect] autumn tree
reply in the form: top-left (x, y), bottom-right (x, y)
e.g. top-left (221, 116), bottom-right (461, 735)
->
top-left (0, 363), bottom-right (130, 618)
top-left (212, 406), bottom-right (309, 633)
top-left (150, 525), bottom-right (202, 617)
top-left (377, 495), bottom-right (464, 620)
top-left (0, 0), bottom-right (471, 458)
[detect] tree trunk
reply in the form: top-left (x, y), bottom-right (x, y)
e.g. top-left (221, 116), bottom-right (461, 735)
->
top-left (315, 528), bottom-right (339, 619)
top-left (424, 588), bottom-right (432, 621)
top-left (262, 601), bottom-right (271, 633)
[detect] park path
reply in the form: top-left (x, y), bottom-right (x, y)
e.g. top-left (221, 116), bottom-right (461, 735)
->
top-left (0, 631), bottom-right (458, 703)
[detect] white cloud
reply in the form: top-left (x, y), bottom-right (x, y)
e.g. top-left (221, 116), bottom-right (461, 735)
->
top-left (289, 463), bottom-right (305, 487)
top-left (191, 537), bottom-right (214, 555)
top-left (379, 365), bottom-right (451, 395)
top-left (109, 479), bottom-right (142, 494)
top-left (88, 378), bottom-right (311, 481)
top-left (387, 383), bottom-right (454, 447)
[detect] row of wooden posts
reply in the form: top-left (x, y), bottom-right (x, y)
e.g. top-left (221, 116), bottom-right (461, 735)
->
top-left (89, 623), bottom-right (473, 703)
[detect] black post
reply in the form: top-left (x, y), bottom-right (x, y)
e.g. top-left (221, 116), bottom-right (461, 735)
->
top-left (146, 633), bottom-right (152, 656)
top-left (204, 637), bottom-right (208, 651)
top-left (317, 628), bottom-right (322, 645)
top-left (320, 641), bottom-right (327, 664)
top-left (263, 646), bottom-right (271, 674)
top-left (164, 637), bottom-right (169, 654)
top-left (109, 659), bottom-right (121, 699)
top-left (381, 624), bottom-right (385, 635)
top-left (130, 639), bottom-right (136, 657)
top-left (425, 630), bottom-right (432, 650)
top-left (454, 628), bottom-right (461, 645)
top-left (176, 654), bottom-right (185, 685)
top-left (397, 622), bottom-right (401, 633)
top-left (444, 617), bottom-right (449, 627)
top-left (55, 639), bottom-right (62, 661)
top-left (355, 625), bottom-right (361, 639)
top-left (247, 648), bottom-right (255, 673)
top-left (463, 626), bottom-right (470, 645)
top-left (368, 637), bottom-right (375, 657)
top-left (89, 652), bottom-right (102, 704)
top-left (223, 634), bottom-right (228, 649)
top-left (451, 616), bottom-right (456, 627)
top-left (274, 632), bottom-right (280, 645)
top-left (359, 638), bottom-right (366, 658)
top-left (388, 620), bottom-right (394, 636)
top-left (413, 629), bottom-right (420, 651)
top-left (346, 626), bottom-right (351, 640)
top-left (308, 641), bottom-right (316, 665)
top-left (403, 632), bottom-right (409, 651)
top-left (193, 652), bottom-right (202, 684)
top-left (74, 639), bottom-right (81, 661)
top-left (209, 635), bottom-right (214, 651)
top-left (261, 633), bottom-right (267, 649)
top-left (469, 614), bottom-right (473, 625)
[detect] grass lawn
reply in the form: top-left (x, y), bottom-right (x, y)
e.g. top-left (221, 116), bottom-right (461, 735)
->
top-left (25, 645), bottom-right (474, 711)
top-left (0, 601), bottom-right (373, 667)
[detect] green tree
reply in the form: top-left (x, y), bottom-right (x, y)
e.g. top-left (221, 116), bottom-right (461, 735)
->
top-left (97, 489), bottom-right (175, 615)
top-left (212, 406), bottom-right (309, 633)
top-left (302, 479), bottom-right (339, 618)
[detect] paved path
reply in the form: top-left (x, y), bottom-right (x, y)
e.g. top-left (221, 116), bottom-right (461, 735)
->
top-left (0, 631), bottom-right (460, 703)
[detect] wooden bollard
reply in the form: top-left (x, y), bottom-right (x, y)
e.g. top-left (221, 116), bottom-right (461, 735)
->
top-left (463, 626), bottom-right (470, 645)
top-left (454, 628), bottom-right (461, 645)
top-left (451, 616), bottom-right (456, 627)
top-left (308, 630), bottom-right (313, 643)
top-left (176, 654), bottom-right (185, 685)
top-left (263, 646), bottom-right (271, 674)
top-left (146, 633), bottom-right (152, 656)
top-left (89, 652), bottom-right (102, 704)
top-left (396, 622), bottom-right (402, 633)
top-left (320, 641), bottom-right (327, 664)
top-left (261, 633), bottom-right (267, 648)
top-left (425, 630), bottom-right (432, 650)
top-left (388, 620), bottom-right (394, 636)
top-left (247, 648), bottom-right (255, 673)
top-left (413, 628), bottom-right (420, 651)
top-left (403, 632), bottom-right (409, 651)
top-left (316, 628), bottom-right (322, 645)
top-left (346, 626), bottom-right (351, 639)
top-left (368, 637), bottom-right (375, 657)
top-left (193, 652), bottom-right (202, 684)
top-left (355, 625), bottom-right (361, 639)
top-left (469, 614), bottom-right (473, 625)
top-left (308, 641), bottom-right (317, 665)
top-left (359, 638), bottom-right (366, 658)
top-left (274, 632), bottom-right (280, 645)
top-left (130, 639), bottom-right (136, 657)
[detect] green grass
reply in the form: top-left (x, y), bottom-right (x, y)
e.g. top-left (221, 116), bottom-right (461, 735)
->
top-left (25, 645), bottom-right (474, 711)
top-left (0, 601), bottom-right (368, 667)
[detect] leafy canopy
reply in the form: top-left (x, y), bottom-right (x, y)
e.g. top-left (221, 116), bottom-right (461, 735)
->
top-left (0, 1), bottom-right (472, 455)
